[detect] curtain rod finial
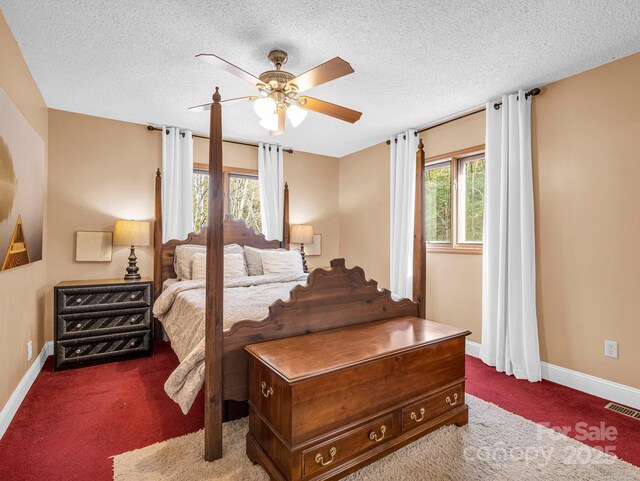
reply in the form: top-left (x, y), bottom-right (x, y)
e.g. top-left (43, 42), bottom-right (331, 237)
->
top-left (156, 168), bottom-right (161, 176)
top-left (212, 87), bottom-right (221, 103)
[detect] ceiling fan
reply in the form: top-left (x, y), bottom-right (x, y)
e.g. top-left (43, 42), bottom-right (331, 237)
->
top-left (190, 49), bottom-right (362, 136)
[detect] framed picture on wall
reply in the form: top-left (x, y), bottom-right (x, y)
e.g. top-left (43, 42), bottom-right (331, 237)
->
top-left (75, 231), bottom-right (113, 262)
top-left (304, 234), bottom-right (322, 256)
top-left (0, 87), bottom-right (45, 272)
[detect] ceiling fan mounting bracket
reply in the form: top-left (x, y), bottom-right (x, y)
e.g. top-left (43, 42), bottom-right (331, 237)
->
top-left (267, 49), bottom-right (288, 69)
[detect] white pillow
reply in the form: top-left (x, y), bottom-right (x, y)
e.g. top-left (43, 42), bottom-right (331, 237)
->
top-left (174, 244), bottom-right (206, 280)
top-left (244, 245), bottom-right (285, 276)
top-left (224, 243), bottom-right (244, 256)
top-left (191, 252), bottom-right (248, 281)
top-left (260, 250), bottom-right (303, 276)
top-left (191, 252), bottom-right (207, 280)
top-left (224, 253), bottom-right (247, 280)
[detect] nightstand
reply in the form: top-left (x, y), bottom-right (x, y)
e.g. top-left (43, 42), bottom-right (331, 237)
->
top-left (54, 277), bottom-right (154, 370)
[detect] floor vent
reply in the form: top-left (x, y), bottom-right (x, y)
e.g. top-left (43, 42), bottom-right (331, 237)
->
top-left (605, 402), bottom-right (640, 420)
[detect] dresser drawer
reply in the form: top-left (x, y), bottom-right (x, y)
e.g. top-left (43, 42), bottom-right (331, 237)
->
top-left (57, 308), bottom-right (151, 340)
top-left (401, 383), bottom-right (464, 431)
top-left (302, 413), bottom-right (395, 478)
top-left (55, 330), bottom-right (151, 369)
top-left (56, 283), bottom-right (151, 314)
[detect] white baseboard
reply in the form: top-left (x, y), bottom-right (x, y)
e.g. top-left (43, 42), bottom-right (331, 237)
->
top-left (0, 341), bottom-right (53, 439)
top-left (465, 340), bottom-right (640, 410)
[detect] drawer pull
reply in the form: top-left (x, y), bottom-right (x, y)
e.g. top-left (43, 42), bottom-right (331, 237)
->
top-left (315, 447), bottom-right (337, 466)
top-left (410, 407), bottom-right (425, 423)
top-left (130, 341), bottom-right (136, 346)
top-left (75, 298), bottom-right (82, 304)
top-left (130, 294), bottom-right (136, 300)
top-left (369, 424), bottom-right (386, 442)
top-left (76, 323), bottom-right (82, 329)
top-left (446, 393), bottom-right (458, 406)
top-left (75, 349), bottom-right (82, 354)
top-left (261, 381), bottom-right (273, 398)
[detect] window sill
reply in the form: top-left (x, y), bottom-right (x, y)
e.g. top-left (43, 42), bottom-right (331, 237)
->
top-left (426, 245), bottom-right (482, 255)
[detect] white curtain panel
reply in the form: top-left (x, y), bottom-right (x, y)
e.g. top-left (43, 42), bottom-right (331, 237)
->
top-left (162, 127), bottom-right (194, 243)
top-left (390, 129), bottom-right (418, 299)
top-left (480, 90), bottom-right (541, 382)
top-left (258, 143), bottom-right (284, 241)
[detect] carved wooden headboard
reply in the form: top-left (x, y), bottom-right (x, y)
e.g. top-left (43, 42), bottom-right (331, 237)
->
top-left (153, 169), bottom-right (290, 300)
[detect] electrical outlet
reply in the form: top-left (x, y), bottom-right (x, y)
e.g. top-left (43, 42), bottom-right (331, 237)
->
top-left (27, 340), bottom-right (33, 361)
top-left (604, 340), bottom-right (618, 359)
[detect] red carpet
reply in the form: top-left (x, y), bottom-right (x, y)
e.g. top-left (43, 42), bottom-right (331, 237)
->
top-left (0, 343), bottom-right (637, 481)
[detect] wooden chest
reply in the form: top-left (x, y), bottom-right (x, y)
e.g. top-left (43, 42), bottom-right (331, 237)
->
top-left (245, 316), bottom-right (470, 481)
top-left (54, 278), bottom-right (154, 370)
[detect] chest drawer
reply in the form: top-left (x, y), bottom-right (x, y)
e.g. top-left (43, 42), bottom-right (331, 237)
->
top-left (401, 383), bottom-right (464, 431)
top-left (302, 413), bottom-right (395, 478)
top-left (56, 330), bottom-right (151, 369)
top-left (57, 308), bottom-right (151, 340)
top-left (57, 283), bottom-right (151, 314)
top-left (290, 337), bottom-right (465, 443)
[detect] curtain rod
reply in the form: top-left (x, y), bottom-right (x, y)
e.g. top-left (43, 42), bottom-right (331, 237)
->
top-left (146, 125), bottom-right (294, 154)
top-left (386, 87), bottom-right (541, 145)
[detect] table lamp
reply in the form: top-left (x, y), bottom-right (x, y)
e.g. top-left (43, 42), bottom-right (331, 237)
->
top-left (113, 220), bottom-right (150, 280)
top-left (290, 224), bottom-right (314, 273)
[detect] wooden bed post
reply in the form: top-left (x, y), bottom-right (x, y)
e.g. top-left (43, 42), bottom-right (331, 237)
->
top-left (204, 87), bottom-right (224, 461)
top-left (413, 139), bottom-right (427, 318)
top-left (153, 168), bottom-right (162, 301)
top-left (283, 182), bottom-right (290, 249)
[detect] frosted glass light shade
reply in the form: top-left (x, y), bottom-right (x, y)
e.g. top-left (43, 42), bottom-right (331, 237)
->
top-left (290, 224), bottom-right (314, 244)
top-left (113, 220), bottom-right (150, 246)
top-left (259, 114), bottom-right (279, 131)
top-left (286, 104), bottom-right (307, 127)
top-left (254, 97), bottom-right (276, 119)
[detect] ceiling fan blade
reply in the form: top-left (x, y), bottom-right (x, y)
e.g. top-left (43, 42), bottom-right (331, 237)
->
top-left (269, 109), bottom-right (286, 136)
top-left (189, 96), bottom-right (256, 111)
top-left (297, 96), bottom-right (362, 123)
top-left (196, 53), bottom-right (264, 87)
top-left (287, 57), bottom-right (354, 92)
top-left (189, 102), bottom-right (212, 112)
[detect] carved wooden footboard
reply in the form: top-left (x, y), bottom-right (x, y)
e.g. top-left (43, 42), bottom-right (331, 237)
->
top-left (222, 258), bottom-right (419, 401)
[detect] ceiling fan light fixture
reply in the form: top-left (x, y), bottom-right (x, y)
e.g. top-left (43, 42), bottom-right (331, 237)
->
top-left (254, 97), bottom-right (276, 119)
top-left (286, 104), bottom-right (307, 127)
top-left (259, 113), bottom-right (279, 131)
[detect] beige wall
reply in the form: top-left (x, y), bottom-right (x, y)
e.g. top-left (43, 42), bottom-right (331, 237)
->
top-left (46, 110), bottom-right (340, 342)
top-left (533, 52), bottom-right (640, 387)
top-left (339, 142), bottom-right (390, 287)
top-left (0, 12), bottom-right (49, 411)
top-left (338, 54), bottom-right (640, 388)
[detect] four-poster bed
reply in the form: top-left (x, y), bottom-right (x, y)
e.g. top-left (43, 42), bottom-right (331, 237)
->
top-left (152, 86), bottom-right (430, 462)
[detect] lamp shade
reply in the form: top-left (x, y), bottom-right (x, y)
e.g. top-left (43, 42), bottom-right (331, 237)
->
top-left (113, 220), bottom-right (150, 246)
top-left (290, 224), bottom-right (314, 244)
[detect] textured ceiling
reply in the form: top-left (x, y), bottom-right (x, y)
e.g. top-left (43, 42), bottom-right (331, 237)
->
top-left (2, 1), bottom-right (639, 157)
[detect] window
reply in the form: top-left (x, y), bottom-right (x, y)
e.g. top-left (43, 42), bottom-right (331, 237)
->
top-left (192, 165), bottom-right (262, 233)
top-left (424, 147), bottom-right (485, 253)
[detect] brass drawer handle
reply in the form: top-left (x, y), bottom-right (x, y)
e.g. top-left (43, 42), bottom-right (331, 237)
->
top-left (446, 393), bottom-right (458, 406)
top-left (410, 408), bottom-right (425, 423)
top-left (261, 381), bottom-right (273, 398)
top-left (75, 298), bottom-right (82, 303)
top-left (76, 323), bottom-right (82, 329)
top-left (369, 424), bottom-right (386, 442)
top-left (315, 447), bottom-right (337, 466)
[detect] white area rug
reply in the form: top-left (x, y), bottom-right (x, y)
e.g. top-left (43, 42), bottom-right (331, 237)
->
top-left (112, 395), bottom-right (640, 480)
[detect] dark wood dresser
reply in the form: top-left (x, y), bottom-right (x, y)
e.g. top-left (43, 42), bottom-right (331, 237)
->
top-left (54, 278), bottom-right (154, 370)
top-left (245, 316), bottom-right (470, 481)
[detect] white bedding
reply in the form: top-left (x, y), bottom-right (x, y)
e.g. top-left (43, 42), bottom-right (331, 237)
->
top-left (152, 273), bottom-right (308, 413)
